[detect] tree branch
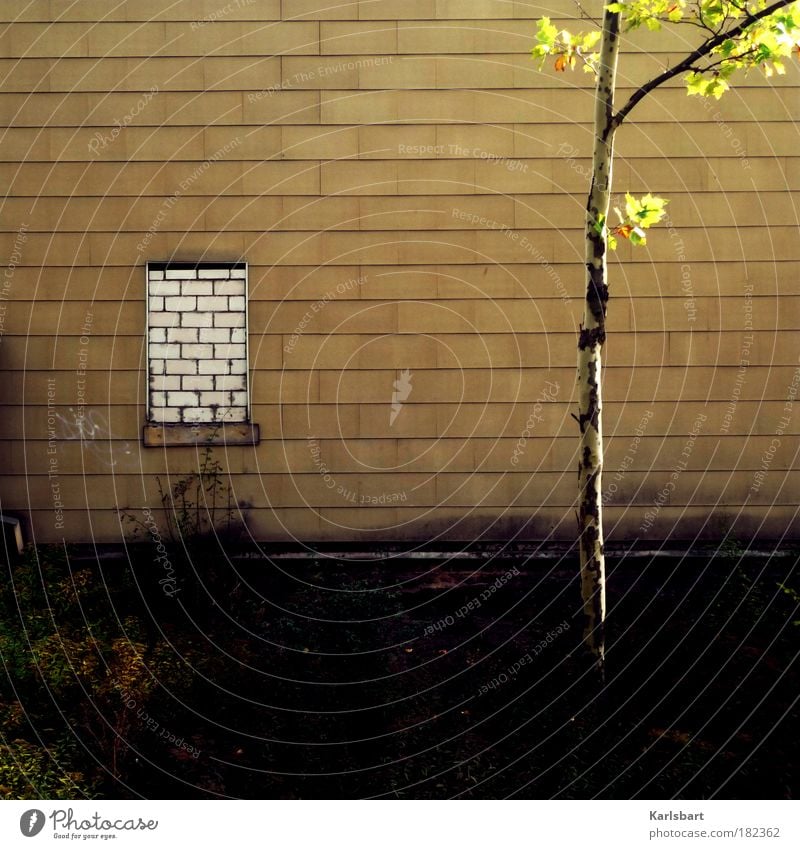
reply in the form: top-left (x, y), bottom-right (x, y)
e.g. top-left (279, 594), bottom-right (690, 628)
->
top-left (611, 0), bottom-right (794, 129)
top-left (574, 0), bottom-right (603, 27)
top-left (661, 16), bottom-right (713, 29)
top-left (695, 43), bottom-right (762, 73)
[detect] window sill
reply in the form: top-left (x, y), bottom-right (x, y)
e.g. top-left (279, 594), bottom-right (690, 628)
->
top-left (142, 423), bottom-right (260, 447)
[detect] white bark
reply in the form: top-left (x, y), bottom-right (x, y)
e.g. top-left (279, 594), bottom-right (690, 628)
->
top-left (577, 9), bottom-right (621, 673)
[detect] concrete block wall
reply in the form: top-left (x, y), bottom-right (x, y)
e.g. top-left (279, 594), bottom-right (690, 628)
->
top-left (147, 263), bottom-right (248, 424)
top-left (0, 0), bottom-right (797, 544)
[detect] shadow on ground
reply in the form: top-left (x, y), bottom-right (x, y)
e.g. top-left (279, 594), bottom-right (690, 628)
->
top-left (1, 543), bottom-right (798, 799)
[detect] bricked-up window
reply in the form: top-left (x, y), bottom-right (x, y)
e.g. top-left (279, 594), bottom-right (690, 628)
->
top-left (143, 261), bottom-right (258, 447)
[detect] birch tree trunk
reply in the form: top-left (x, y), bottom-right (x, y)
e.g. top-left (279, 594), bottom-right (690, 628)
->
top-left (578, 9), bottom-right (621, 673)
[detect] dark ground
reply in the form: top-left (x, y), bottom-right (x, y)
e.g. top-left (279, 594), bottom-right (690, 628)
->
top-left (2, 542), bottom-right (798, 799)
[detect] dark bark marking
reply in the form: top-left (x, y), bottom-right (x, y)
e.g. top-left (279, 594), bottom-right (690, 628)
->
top-left (578, 325), bottom-right (604, 350)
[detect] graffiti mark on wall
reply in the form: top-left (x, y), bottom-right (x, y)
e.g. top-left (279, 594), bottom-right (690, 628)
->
top-left (53, 408), bottom-right (133, 469)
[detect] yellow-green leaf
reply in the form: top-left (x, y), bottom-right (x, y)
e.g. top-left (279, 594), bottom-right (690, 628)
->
top-left (537, 17), bottom-right (558, 46)
top-left (582, 31), bottom-right (602, 50)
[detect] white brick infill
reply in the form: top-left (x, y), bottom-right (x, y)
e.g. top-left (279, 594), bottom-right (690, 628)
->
top-left (147, 263), bottom-right (249, 424)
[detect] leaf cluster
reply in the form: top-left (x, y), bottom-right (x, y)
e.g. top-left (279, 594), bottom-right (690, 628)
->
top-left (595, 193), bottom-right (669, 248)
top-left (531, 17), bottom-right (602, 73)
top-left (533, 1), bottom-right (800, 97)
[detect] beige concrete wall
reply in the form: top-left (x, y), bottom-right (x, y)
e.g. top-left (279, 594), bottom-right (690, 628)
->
top-left (0, 0), bottom-right (798, 544)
